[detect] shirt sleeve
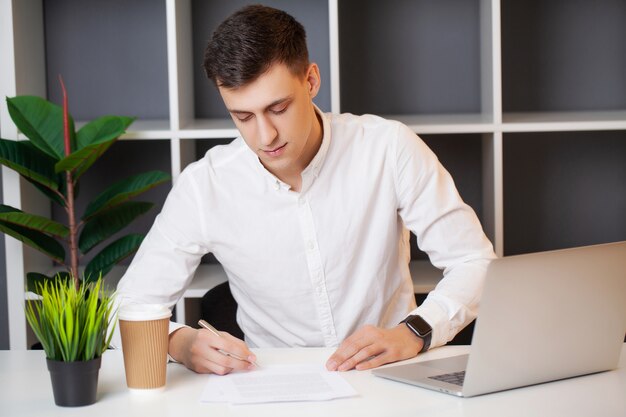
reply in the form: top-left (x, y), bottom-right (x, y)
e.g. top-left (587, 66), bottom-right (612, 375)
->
top-left (392, 122), bottom-right (497, 349)
top-left (109, 167), bottom-right (210, 349)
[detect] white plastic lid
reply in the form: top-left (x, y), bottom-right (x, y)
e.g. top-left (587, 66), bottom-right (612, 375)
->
top-left (118, 304), bottom-right (172, 321)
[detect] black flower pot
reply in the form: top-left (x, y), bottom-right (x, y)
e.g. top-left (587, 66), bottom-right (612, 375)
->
top-left (46, 356), bottom-right (102, 407)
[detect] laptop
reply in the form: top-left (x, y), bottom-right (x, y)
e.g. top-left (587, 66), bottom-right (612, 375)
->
top-left (373, 241), bottom-right (626, 397)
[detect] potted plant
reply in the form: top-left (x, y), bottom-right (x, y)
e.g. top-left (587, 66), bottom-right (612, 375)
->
top-left (25, 275), bottom-right (115, 406)
top-left (0, 77), bottom-right (170, 406)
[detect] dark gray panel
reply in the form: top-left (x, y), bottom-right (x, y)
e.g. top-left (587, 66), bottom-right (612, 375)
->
top-left (339, 0), bottom-right (481, 115)
top-left (195, 138), bottom-right (236, 160)
top-left (411, 134), bottom-right (484, 260)
top-left (43, 0), bottom-right (169, 120)
top-left (192, 0), bottom-right (332, 118)
top-left (51, 140), bottom-right (172, 267)
top-left (502, 0), bottom-right (626, 112)
top-left (503, 131), bottom-right (626, 255)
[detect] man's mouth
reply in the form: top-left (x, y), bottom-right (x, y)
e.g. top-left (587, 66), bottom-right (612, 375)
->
top-left (263, 143), bottom-right (287, 157)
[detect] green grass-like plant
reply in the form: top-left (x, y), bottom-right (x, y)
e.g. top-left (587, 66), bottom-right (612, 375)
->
top-left (25, 275), bottom-right (116, 362)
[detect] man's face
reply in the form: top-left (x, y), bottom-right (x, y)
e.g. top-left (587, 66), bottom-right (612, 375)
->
top-left (218, 63), bottom-right (322, 180)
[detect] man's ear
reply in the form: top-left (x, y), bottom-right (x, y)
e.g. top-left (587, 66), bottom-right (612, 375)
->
top-left (305, 63), bottom-right (321, 99)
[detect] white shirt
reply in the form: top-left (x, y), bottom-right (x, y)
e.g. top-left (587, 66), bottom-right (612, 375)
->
top-left (114, 108), bottom-right (496, 349)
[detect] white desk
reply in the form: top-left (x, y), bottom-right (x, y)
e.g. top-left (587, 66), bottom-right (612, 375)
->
top-left (1, 345), bottom-right (625, 417)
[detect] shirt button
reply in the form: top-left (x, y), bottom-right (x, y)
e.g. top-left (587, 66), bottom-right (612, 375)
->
top-left (274, 180), bottom-right (280, 191)
top-left (308, 241), bottom-right (315, 250)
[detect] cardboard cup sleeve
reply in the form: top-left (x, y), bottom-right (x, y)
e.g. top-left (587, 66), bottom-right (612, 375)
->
top-left (118, 304), bottom-right (171, 390)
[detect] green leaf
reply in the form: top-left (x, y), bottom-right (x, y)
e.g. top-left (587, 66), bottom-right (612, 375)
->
top-left (54, 138), bottom-right (115, 176)
top-left (83, 171), bottom-right (170, 219)
top-left (77, 116), bottom-right (134, 150)
top-left (0, 204), bottom-right (68, 237)
top-left (84, 234), bottom-right (144, 279)
top-left (24, 177), bottom-right (66, 206)
top-left (6, 96), bottom-right (75, 160)
top-left (0, 218), bottom-right (65, 262)
top-left (54, 116), bottom-right (134, 179)
top-left (26, 272), bottom-right (71, 294)
top-left (79, 201), bottom-right (153, 254)
top-left (0, 139), bottom-right (60, 192)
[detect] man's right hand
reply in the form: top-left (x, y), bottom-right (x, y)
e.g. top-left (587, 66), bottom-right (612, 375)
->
top-left (168, 326), bottom-right (257, 374)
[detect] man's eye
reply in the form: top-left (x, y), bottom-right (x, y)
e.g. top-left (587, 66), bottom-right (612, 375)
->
top-left (236, 114), bottom-right (253, 122)
top-left (271, 106), bottom-right (288, 115)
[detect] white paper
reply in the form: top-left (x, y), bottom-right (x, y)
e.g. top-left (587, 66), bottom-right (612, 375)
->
top-left (200, 364), bottom-right (358, 404)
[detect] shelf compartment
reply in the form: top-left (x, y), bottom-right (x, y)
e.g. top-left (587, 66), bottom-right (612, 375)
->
top-left (42, 0), bottom-right (170, 121)
top-left (190, 0), bottom-right (332, 120)
top-left (501, 0), bottom-right (626, 113)
top-left (503, 130), bottom-right (626, 256)
top-left (338, 0), bottom-right (482, 116)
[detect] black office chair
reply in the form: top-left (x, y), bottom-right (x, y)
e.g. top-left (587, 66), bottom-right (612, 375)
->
top-left (200, 281), bottom-right (245, 339)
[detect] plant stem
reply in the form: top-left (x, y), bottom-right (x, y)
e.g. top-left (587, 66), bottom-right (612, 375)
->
top-left (65, 171), bottom-right (79, 290)
top-left (59, 75), bottom-right (79, 290)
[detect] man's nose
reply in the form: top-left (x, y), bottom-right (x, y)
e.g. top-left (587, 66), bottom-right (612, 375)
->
top-left (257, 116), bottom-right (278, 147)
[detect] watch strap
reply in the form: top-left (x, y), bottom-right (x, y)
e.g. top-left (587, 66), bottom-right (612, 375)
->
top-left (402, 315), bottom-right (432, 353)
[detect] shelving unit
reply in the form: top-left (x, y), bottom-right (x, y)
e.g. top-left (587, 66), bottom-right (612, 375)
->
top-left (2, 0), bottom-right (624, 349)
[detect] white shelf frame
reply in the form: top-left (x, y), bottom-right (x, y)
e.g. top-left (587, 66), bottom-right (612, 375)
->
top-left (2, 0), bottom-right (625, 346)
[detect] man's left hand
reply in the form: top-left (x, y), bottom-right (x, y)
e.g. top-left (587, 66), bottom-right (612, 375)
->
top-left (325, 324), bottom-right (423, 371)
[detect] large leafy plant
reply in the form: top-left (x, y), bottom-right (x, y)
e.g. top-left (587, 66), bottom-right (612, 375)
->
top-left (0, 79), bottom-right (170, 291)
top-left (25, 275), bottom-right (116, 361)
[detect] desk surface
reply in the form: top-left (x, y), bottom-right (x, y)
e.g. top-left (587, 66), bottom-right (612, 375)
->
top-left (1, 345), bottom-right (625, 417)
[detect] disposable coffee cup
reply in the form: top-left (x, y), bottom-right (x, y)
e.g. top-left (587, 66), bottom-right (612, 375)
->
top-left (118, 304), bottom-right (171, 390)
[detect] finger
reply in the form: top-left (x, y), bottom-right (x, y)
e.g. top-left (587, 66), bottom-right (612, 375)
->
top-left (220, 332), bottom-right (258, 364)
top-left (204, 345), bottom-right (251, 372)
top-left (188, 345), bottom-right (234, 375)
top-left (327, 332), bottom-right (373, 371)
top-left (355, 351), bottom-right (392, 371)
top-left (197, 356), bottom-right (234, 375)
top-left (200, 330), bottom-right (257, 366)
top-left (337, 343), bottom-right (382, 372)
top-left (194, 332), bottom-right (253, 371)
top-left (326, 339), bottom-right (363, 370)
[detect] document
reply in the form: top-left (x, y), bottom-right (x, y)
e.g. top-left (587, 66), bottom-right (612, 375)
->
top-left (200, 364), bottom-right (358, 404)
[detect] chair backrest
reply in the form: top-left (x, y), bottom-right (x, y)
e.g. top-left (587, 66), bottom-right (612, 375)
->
top-left (200, 281), bottom-right (244, 339)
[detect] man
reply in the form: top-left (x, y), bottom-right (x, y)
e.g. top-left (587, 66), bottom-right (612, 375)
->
top-left (115, 5), bottom-right (496, 375)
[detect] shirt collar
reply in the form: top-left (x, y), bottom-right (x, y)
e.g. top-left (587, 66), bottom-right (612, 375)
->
top-left (301, 104), bottom-right (331, 180)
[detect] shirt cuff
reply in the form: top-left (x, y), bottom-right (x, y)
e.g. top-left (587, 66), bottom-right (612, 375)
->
top-left (410, 302), bottom-right (452, 350)
top-left (167, 321), bottom-right (190, 363)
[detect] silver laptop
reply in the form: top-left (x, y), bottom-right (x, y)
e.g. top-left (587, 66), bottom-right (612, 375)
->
top-left (373, 241), bottom-right (626, 397)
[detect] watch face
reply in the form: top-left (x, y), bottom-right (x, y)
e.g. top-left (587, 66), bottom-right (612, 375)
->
top-left (407, 315), bottom-right (432, 337)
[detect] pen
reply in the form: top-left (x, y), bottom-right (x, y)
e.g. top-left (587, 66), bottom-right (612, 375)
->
top-left (198, 319), bottom-right (260, 367)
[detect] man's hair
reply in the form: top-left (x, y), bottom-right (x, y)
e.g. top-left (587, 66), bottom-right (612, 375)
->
top-left (203, 5), bottom-right (309, 89)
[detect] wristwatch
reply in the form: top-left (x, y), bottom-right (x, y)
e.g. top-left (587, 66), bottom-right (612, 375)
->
top-left (401, 315), bottom-right (432, 353)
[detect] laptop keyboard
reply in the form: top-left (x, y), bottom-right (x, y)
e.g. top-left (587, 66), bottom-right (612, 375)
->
top-left (428, 370), bottom-right (466, 386)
